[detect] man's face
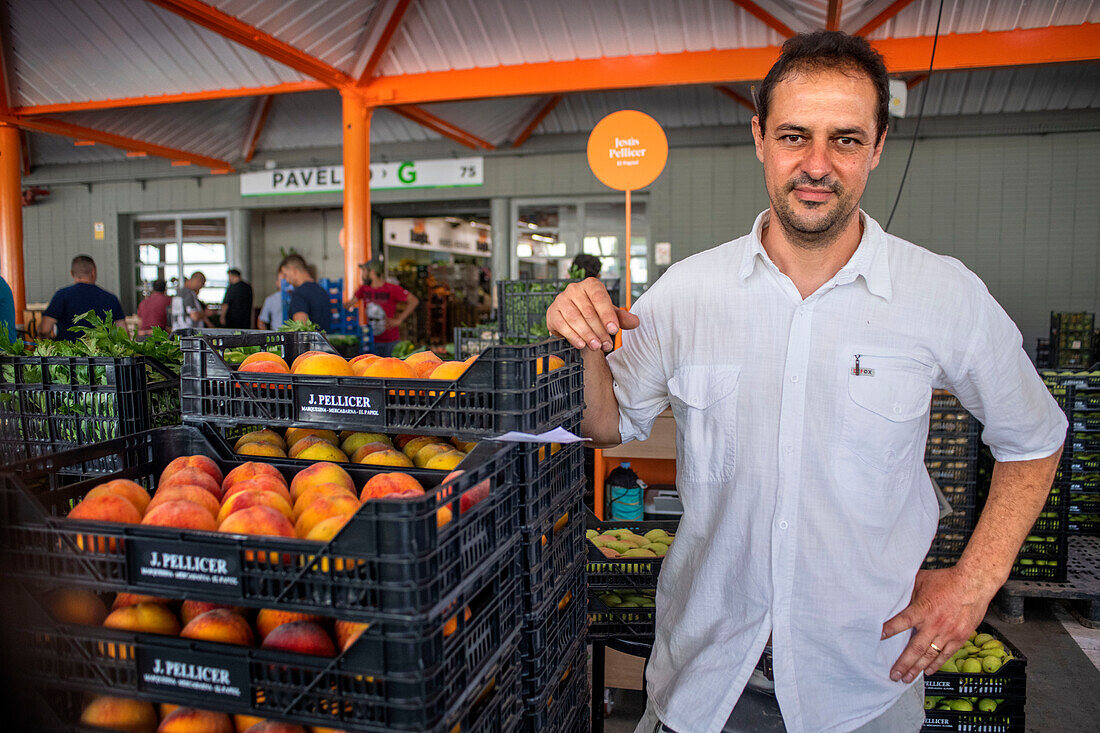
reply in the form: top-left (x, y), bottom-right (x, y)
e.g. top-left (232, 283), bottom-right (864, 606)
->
top-left (190, 276), bottom-right (205, 292)
top-left (753, 68), bottom-right (885, 247)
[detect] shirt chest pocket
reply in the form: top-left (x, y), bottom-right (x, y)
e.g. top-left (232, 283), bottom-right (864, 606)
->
top-left (667, 365), bottom-right (741, 483)
top-left (841, 351), bottom-right (933, 473)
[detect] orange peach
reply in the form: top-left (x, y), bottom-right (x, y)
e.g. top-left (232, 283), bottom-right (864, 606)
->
top-left (356, 449), bottom-right (413, 468)
top-left (261, 620), bottom-right (336, 657)
top-left (303, 514), bottom-right (352, 542)
top-left (256, 608), bottom-right (325, 641)
top-left (464, 354), bottom-right (478, 365)
top-left (158, 708), bottom-right (234, 733)
top-left (239, 359), bottom-right (290, 375)
top-left (80, 695), bottom-right (158, 733)
top-left (451, 437), bottom-right (478, 453)
top-left (334, 620), bottom-right (369, 651)
top-left (362, 358), bottom-right (417, 379)
top-left (141, 500), bottom-right (218, 531)
top-left (103, 602), bottom-right (180, 636)
top-left (423, 451), bottom-right (465, 472)
top-left (411, 360), bottom-right (441, 378)
top-left (181, 600), bottom-right (249, 626)
top-left (160, 467), bottom-right (223, 501)
top-left (161, 455), bottom-right (224, 486)
top-left (224, 462), bottom-right (289, 493)
top-left (45, 587), bottom-right (108, 626)
top-left (285, 428), bottom-right (339, 448)
top-left (292, 353), bottom-right (353, 377)
top-left (348, 353), bottom-right (380, 368)
top-left (241, 352), bottom-right (290, 371)
top-left (295, 495), bottom-right (361, 538)
top-left (113, 593), bottom-right (173, 611)
top-left (218, 505), bottom-right (295, 538)
top-left (404, 351), bottom-right (443, 368)
top-left (289, 462), bottom-right (356, 502)
top-left (218, 489), bottom-right (294, 525)
top-left (160, 704), bottom-right (179, 720)
top-left (535, 354), bottom-right (566, 375)
top-left (237, 442), bottom-right (288, 459)
top-left (436, 505), bottom-right (453, 528)
top-left (181, 609), bottom-right (254, 646)
top-left (359, 473), bottom-right (424, 502)
top-left (222, 477), bottom-right (293, 505)
top-left (412, 442), bottom-right (455, 468)
top-left (402, 436), bottom-right (445, 459)
top-left (234, 429), bottom-right (288, 452)
top-left (293, 483), bottom-right (357, 518)
top-left (428, 361), bottom-right (468, 380)
top-left (350, 442), bottom-right (393, 463)
top-left (447, 469), bottom-right (491, 513)
top-left (442, 607), bottom-right (473, 638)
top-left (86, 479), bottom-right (151, 515)
top-left (340, 432), bottom-right (392, 456)
top-left (393, 434), bottom-right (424, 450)
top-left (149, 484), bottom-right (220, 519)
top-left (244, 723), bottom-right (308, 733)
top-left (295, 442), bottom-right (349, 463)
top-left (69, 493), bottom-right (142, 525)
top-left (288, 435), bottom-right (329, 459)
top-left (234, 715), bottom-right (267, 733)
top-left (290, 350), bottom-right (333, 372)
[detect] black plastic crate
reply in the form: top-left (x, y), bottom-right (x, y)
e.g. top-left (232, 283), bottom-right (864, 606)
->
top-left (179, 329), bottom-right (582, 439)
top-left (520, 564), bottom-right (587, 665)
top-left (921, 704), bottom-right (1024, 733)
top-left (1067, 516), bottom-right (1100, 534)
top-left (936, 505), bottom-right (975, 533)
top-left (1069, 496), bottom-right (1100, 514)
top-left (1064, 454), bottom-right (1100, 473)
top-left (18, 597), bottom-right (522, 733)
top-left (1042, 370), bottom-right (1100, 390)
top-left (924, 624), bottom-right (1026, 699)
top-left (1064, 473), bottom-right (1100, 492)
top-left (454, 325), bottom-right (499, 360)
top-left (587, 593), bottom-right (656, 640)
top-left (515, 439), bottom-right (585, 526)
top-left (0, 426), bottom-right (523, 621)
top-left (1031, 510), bottom-right (1066, 533)
top-left (925, 462), bottom-right (977, 485)
top-left (497, 278), bottom-right (621, 342)
top-left (1071, 392), bottom-right (1100, 411)
top-left (1069, 433), bottom-right (1100, 454)
top-left (925, 436), bottom-right (979, 460)
top-left (585, 509), bottom-right (677, 590)
top-left (521, 494), bottom-right (586, 611)
top-left (520, 635), bottom-right (588, 733)
top-left (1072, 414), bottom-right (1100, 432)
top-left (0, 354), bottom-right (180, 471)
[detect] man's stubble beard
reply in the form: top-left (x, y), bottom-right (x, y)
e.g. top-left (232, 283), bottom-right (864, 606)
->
top-left (768, 175), bottom-right (859, 252)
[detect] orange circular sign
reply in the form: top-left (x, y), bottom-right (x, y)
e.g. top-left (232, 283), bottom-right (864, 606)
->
top-left (586, 110), bottom-right (668, 191)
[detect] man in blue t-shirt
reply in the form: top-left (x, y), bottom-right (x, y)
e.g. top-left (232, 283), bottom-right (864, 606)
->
top-left (0, 274), bottom-right (16, 343)
top-left (278, 254), bottom-right (332, 331)
top-left (40, 255), bottom-right (126, 340)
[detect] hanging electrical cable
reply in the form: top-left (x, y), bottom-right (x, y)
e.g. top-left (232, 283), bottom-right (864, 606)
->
top-left (885, 0), bottom-right (946, 231)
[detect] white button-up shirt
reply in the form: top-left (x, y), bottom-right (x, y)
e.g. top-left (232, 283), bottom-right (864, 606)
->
top-left (610, 210), bottom-right (1067, 733)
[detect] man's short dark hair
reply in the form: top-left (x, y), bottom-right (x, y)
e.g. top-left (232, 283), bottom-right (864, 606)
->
top-left (227, 268), bottom-right (241, 278)
top-left (152, 279), bottom-right (166, 293)
top-left (71, 255), bottom-right (95, 277)
top-left (278, 254), bottom-right (308, 273)
top-left (756, 31), bottom-right (890, 143)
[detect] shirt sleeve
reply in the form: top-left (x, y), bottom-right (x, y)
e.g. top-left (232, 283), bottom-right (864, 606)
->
top-left (288, 291), bottom-right (307, 317)
top-left (390, 284), bottom-right (409, 303)
top-left (43, 289), bottom-right (65, 321)
top-left (605, 285), bottom-right (671, 444)
top-left (940, 279), bottom-right (1067, 462)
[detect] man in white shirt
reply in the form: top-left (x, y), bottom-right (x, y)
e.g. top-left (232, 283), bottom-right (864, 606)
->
top-left (548, 31), bottom-right (1065, 733)
top-left (257, 276), bottom-right (287, 330)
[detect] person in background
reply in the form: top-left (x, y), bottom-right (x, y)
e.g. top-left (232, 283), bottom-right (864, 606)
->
top-left (39, 255), bottom-right (125, 340)
top-left (171, 271), bottom-right (212, 330)
top-left (569, 253), bottom-right (603, 281)
top-left (258, 274), bottom-right (285, 330)
top-left (136, 279), bottom-right (171, 335)
top-left (0, 273), bottom-right (16, 343)
top-left (346, 262), bottom-right (418, 357)
top-left (221, 268), bottom-right (254, 329)
top-left (278, 254), bottom-right (331, 331)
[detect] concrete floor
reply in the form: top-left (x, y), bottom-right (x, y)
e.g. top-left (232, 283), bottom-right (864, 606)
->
top-left (598, 599), bottom-right (1100, 733)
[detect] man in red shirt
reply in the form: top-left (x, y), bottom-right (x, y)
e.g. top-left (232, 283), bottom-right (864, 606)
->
top-left (347, 263), bottom-right (419, 357)
top-left (136, 279), bottom-right (171, 335)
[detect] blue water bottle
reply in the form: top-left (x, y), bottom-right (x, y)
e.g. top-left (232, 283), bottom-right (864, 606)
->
top-left (608, 462), bottom-right (644, 521)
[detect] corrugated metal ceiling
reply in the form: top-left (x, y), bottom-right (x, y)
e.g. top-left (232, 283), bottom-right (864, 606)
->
top-left (867, 0), bottom-right (1100, 38)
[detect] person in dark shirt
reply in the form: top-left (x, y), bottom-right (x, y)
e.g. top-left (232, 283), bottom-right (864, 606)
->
top-left (220, 268), bottom-right (254, 329)
top-left (278, 254), bottom-right (332, 331)
top-left (40, 255), bottom-right (125, 340)
top-left (0, 274), bottom-right (16, 343)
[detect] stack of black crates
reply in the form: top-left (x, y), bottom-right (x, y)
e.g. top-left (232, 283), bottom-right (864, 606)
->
top-left (1043, 370), bottom-right (1100, 538)
top-left (923, 391), bottom-right (982, 569)
top-left (0, 328), bottom-right (591, 731)
top-left (1050, 312), bottom-right (1095, 368)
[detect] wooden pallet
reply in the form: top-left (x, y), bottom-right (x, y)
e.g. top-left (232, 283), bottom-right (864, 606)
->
top-left (995, 536), bottom-right (1100, 628)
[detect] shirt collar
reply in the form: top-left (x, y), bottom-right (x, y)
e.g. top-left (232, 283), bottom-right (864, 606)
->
top-left (738, 209), bottom-right (892, 302)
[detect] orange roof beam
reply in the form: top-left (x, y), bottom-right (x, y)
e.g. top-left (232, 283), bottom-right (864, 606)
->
top-left (0, 113), bottom-right (234, 172)
top-left (511, 94), bottom-right (562, 147)
top-left (852, 0), bottom-right (919, 37)
top-left (241, 95), bottom-right (272, 162)
top-left (353, 0), bottom-right (414, 85)
top-left (391, 105), bottom-right (495, 150)
top-left (728, 1), bottom-right (798, 38)
top-left (906, 73), bottom-right (928, 89)
top-left (360, 25), bottom-right (1100, 106)
top-left (715, 85), bottom-right (756, 113)
top-left (144, 0), bottom-right (351, 88)
top-left (826, 0), bottom-right (843, 32)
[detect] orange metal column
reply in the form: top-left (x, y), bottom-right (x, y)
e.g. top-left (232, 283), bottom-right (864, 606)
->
top-left (341, 91), bottom-right (372, 302)
top-left (0, 123), bottom-right (24, 323)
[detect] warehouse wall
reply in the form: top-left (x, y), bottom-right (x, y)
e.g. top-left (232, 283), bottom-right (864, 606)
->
top-left (16, 121), bottom-right (1100, 349)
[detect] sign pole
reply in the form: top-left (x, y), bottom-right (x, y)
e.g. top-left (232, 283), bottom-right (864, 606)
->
top-left (624, 189), bottom-right (632, 309)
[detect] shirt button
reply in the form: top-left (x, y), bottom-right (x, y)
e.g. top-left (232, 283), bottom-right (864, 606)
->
top-left (893, 405), bottom-right (902, 414)
top-left (790, 375), bottom-right (799, 383)
top-left (784, 445), bottom-right (793, 454)
top-left (779, 520), bottom-right (789, 530)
